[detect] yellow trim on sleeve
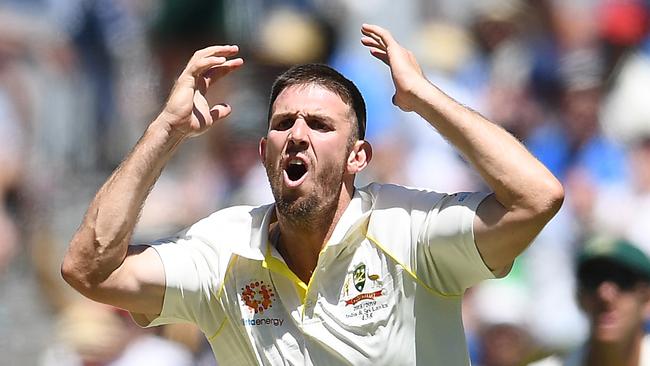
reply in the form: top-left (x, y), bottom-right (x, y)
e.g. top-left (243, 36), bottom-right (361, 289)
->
top-left (365, 234), bottom-right (462, 298)
top-left (207, 254), bottom-right (238, 342)
top-left (208, 317), bottom-right (229, 341)
top-left (216, 255), bottom-right (237, 300)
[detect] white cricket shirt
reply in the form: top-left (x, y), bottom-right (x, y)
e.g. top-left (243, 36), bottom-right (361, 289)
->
top-left (135, 183), bottom-right (494, 365)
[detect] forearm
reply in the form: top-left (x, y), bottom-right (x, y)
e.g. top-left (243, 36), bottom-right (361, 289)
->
top-left (360, 23), bottom-right (563, 271)
top-left (409, 80), bottom-right (562, 211)
top-left (62, 118), bottom-right (185, 288)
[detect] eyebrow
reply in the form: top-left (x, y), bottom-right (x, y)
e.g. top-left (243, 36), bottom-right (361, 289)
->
top-left (269, 111), bottom-right (337, 125)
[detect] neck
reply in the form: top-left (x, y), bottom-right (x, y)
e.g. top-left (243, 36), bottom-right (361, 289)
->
top-left (273, 183), bottom-right (354, 283)
top-left (584, 331), bottom-right (644, 366)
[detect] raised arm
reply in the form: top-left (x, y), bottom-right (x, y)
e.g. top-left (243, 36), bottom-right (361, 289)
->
top-left (61, 46), bottom-right (243, 315)
top-left (360, 24), bottom-right (563, 275)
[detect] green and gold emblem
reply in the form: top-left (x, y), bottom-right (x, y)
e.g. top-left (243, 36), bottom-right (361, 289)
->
top-left (353, 264), bottom-right (366, 292)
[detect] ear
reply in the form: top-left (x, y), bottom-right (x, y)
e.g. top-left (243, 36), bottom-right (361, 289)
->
top-left (642, 291), bottom-right (650, 319)
top-left (259, 137), bottom-right (267, 165)
top-left (346, 140), bottom-right (373, 174)
top-left (641, 284), bottom-right (650, 304)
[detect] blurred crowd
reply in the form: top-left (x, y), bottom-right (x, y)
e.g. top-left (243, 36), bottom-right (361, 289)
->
top-left (0, 0), bottom-right (649, 365)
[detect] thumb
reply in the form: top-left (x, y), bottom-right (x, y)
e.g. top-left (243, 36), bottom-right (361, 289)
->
top-left (210, 103), bottom-right (232, 121)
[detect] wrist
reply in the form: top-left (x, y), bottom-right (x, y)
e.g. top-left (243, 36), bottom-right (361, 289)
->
top-left (146, 117), bottom-right (188, 150)
top-left (407, 79), bottom-right (447, 114)
top-left (394, 78), bottom-right (434, 113)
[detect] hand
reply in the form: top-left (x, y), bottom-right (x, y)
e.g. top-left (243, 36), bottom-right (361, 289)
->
top-left (159, 45), bottom-right (244, 137)
top-left (361, 24), bottom-right (426, 112)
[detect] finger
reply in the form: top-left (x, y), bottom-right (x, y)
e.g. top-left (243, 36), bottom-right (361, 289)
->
top-left (187, 56), bottom-right (227, 77)
top-left (360, 35), bottom-right (389, 64)
top-left (192, 105), bottom-right (208, 131)
top-left (194, 45), bottom-right (240, 59)
top-left (360, 36), bottom-right (384, 50)
top-left (205, 58), bottom-right (244, 78)
top-left (360, 27), bottom-right (386, 49)
top-left (185, 44), bottom-right (240, 76)
top-left (361, 24), bottom-right (397, 48)
top-left (209, 103), bottom-right (232, 121)
top-left (204, 58), bottom-right (244, 88)
top-left (369, 48), bottom-right (389, 66)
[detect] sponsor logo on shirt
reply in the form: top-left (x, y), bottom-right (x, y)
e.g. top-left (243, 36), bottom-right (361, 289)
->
top-left (241, 280), bottom-right (275, 314)
top-left (240, 280), bottom-right (285, 327)
top-left (241, 317), bottom-right (284, 327)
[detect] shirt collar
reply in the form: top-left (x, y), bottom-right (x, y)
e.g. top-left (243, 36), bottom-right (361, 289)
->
top-left (237, 188), bottom-right (370, 261)
top-left (326, 188), bottom-right (370, 246)
top-left (226, 204), bottom-right (274, 261)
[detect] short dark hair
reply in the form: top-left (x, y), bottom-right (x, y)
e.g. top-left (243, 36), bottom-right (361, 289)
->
top-left (267, 64), bottom-right (366, 140)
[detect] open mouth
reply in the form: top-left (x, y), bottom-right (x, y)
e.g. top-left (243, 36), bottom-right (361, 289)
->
top-left (285, 159), bottom-right (308, 182)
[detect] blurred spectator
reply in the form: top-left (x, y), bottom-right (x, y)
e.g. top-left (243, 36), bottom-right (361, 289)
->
top-left (526, 47), bottom-right (630, 245)
top-left (149, 0), bottom-right (226, 113)
top-left (40, 299), bottom-right (194, 366)
top-left (0, 6), bottom-right (49, 272)
top-left (531, 237), bottom-right (650, 366)
top-left (593, 136), bottom-right (650, 253)
top-left (601, 51), bottom-right (650, 145)
top-left (254, 6), bottom-right (335, 66)
top-left (597, 0), bottom-right (649, 79)
top-left (399, 20), bottom-right (482, 192)
top-left (528, 48), bottom-right (629, 186)
top-left (0, 47), bottom-right (25, 272)
top-left (38, 0), bottom-right (157, 170)
top-left (520, 205), bottom-right (588, 350)
top-left (326, 0), bottom-right (418, 140)
top-left (464, 268), bottom-right (537, 366)
top-left (477, 323), bottom-right (534, 366)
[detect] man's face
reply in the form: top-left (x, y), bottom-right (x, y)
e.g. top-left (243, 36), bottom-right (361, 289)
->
top-left (260, 83), bottom-right (356, 220)
top-left (579, 263), bottom-right (650, 343)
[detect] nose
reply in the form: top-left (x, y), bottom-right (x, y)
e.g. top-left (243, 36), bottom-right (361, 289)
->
top-left (596, 281), bottom-right (620, 302)
top-left (287, 118), bottom-right (309, 149)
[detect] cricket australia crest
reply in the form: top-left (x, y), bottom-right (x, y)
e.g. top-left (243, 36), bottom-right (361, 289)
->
top-left (353, 263), bottom-right (366, 292)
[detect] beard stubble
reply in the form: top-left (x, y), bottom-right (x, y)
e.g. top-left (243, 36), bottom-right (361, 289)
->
top-left (264, 154), bottom-right (346, 228)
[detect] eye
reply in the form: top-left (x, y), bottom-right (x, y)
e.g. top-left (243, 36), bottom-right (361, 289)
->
top-left (273, 118), bottom-right (294, 131)
top-left (308, 119), bottom-right (330, 132)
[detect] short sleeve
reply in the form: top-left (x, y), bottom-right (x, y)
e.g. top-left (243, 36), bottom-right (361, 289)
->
top-left (416, 191), bottom-right (494, 294)
top-left (132, 232), bottom-right (231, 336)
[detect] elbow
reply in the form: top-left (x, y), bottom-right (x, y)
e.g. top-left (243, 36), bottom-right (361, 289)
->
top-left (61, 258), bottom-right (107, 301)
top-left (60, 240), bottom-right (104, 295)
top-left (60, 260), bottom-right (76, 288)
top-left (546, 177), bottom-right (565, 213)
top-left (61, 220), bottom-right (125, 298)
top-left (550, 181), bottom-right (565, 213)
top-left (535, 177), bottom-right (565, 220)
top-left (60, 253), bottom-right (91, 293)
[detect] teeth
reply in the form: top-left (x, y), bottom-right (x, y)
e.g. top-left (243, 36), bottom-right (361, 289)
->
top-left (288, 158), bottom-right (304, 165)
